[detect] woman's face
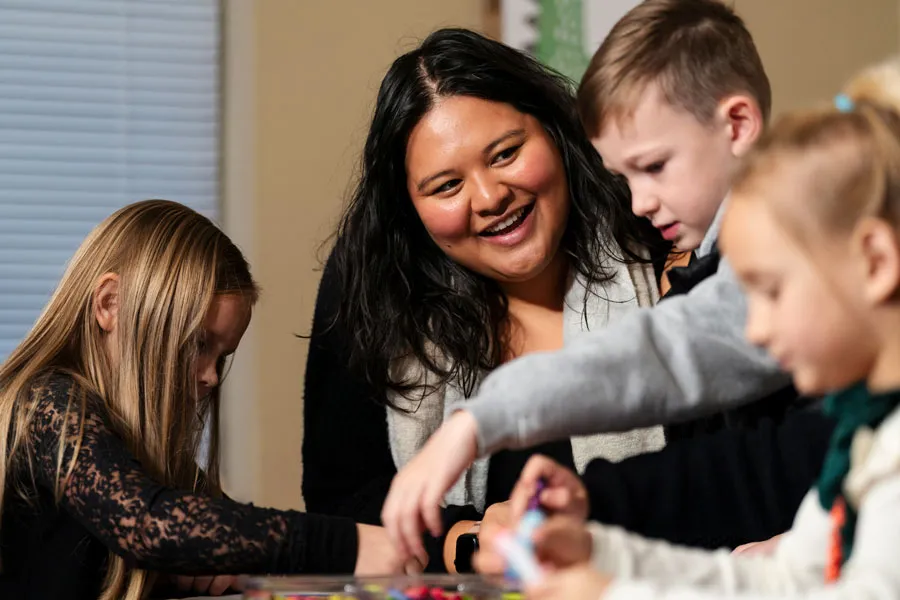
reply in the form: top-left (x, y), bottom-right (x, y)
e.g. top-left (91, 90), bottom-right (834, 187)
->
top-left (405, 96), bottom-right (570, 284)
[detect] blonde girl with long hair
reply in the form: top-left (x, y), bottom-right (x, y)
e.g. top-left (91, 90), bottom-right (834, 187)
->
top-left (476, 56), bottom-right (900, 599)
top-left (0, 200), bottom-right (412, 600)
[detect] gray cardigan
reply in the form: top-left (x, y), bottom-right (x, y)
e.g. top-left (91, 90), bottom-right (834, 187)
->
top-left (386, 249), bottom-right (665, 511)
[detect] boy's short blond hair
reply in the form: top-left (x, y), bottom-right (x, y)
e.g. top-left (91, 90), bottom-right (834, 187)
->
top-left (578, 0), bottom-right (771, 137)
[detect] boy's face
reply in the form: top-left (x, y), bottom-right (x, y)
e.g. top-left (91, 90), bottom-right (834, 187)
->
top-left (593, 84), bottom-right (741, 252)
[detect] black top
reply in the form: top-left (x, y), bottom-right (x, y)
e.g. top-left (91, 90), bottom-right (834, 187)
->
top-left (585, 407), bottom-right (834, 549)
top-left (0, 373), bottom-right (358, 600)
top-left (302, 254), bottom-right (577, 571)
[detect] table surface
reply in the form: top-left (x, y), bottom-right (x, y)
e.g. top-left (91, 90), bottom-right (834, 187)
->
top-left (173, 596), bottom-right (241, 600)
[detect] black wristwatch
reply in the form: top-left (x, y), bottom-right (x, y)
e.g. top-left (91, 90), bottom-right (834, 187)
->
top-left (454, 532), bottom-right (480, 573)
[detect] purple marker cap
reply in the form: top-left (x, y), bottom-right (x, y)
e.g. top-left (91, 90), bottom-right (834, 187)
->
top-left (527, 478), bottom-right (547, 511)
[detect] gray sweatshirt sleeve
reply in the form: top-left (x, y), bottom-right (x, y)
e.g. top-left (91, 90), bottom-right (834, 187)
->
top-left (466, 258), bottom-right (792, 456)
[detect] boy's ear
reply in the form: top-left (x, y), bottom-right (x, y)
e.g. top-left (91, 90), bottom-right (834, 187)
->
top-left (854, 217), bottom-right (900, 305)
top-left (719, 94), bottom-right (764, 158)
top-left (93, 273), bottom-right (120, 333)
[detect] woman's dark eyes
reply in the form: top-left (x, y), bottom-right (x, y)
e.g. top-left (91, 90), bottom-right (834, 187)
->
top-left (428, 145), bottom-right (522, 195)
top-left (492, 145), bottom-right (521, 164)
top-left (433, 179), bottom-right (462, 194)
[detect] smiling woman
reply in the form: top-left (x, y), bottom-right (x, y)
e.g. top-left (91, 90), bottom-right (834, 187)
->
top-left (302, 28), bottom-right (670, 573)
top-left (406, 98), bottom-right (570, 291)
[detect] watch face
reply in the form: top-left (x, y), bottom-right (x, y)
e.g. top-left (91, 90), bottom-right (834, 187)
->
top-left (454, 533), bottom-right (480, 574)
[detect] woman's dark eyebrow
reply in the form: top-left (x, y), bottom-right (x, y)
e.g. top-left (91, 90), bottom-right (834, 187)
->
top-left (416, 169), bottom-right (454, 193)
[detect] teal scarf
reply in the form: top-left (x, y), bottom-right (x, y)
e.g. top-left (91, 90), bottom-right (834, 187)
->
top-left (817, 382), bottom-right (900, 565)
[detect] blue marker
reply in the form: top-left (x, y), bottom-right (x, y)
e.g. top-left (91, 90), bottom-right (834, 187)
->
top-left (505, 479), bottom-right (547, 581)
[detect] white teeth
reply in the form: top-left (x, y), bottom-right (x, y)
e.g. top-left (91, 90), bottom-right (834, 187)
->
top-left (486, 207), bottom-right (525, 234)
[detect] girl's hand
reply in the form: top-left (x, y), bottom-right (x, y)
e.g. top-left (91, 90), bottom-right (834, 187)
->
top-left (355, 523), bottom-right (427, 575)
top-left (525, 564), bottom-right (612, 600)
top-left (532, 515), bottom-right (593, 569)
top-left (381, 411), bottom-right (479, 562)
top-left (733, 533), bottom-right (784, 556)
top-left (172, 574), bottom-right (244, 596)
top-left (509, 455), bottom-right (589, 524)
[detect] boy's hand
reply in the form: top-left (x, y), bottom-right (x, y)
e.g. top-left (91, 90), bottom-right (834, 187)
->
top-left (510, 455), bottom-right (588, 523)
top-left (381, 411), bottom-right (479, 562)
top-left (525, 564), bottom-right (612, 600)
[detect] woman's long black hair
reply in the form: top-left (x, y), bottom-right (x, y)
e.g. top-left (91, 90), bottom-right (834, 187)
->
top-left (330, 28), bottom-right (664, 406)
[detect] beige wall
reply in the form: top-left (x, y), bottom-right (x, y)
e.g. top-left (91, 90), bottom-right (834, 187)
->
top-left (221, 0), bottom-right (898, 510)
top-left (737, 0), bottom-right (899, 116)
top-left (221, 0), bottom-right (485, 510)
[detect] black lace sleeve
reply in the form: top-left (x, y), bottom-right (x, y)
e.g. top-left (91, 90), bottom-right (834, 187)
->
top-left (26, 375), bottom-right (358, 575)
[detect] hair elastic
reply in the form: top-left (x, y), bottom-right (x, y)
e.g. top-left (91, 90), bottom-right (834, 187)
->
top-left (834, 93), bottom-right (855, 113)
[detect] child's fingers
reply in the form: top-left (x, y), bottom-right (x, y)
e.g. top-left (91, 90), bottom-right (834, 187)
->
top-left (509, 455), bottom-right (560, 520)
top-left (532, 517), bottom-right (593, 568)
top-left (175, 576), bottom-right (194, 591)
top-left (732, 541), bottom-right (759, 554)
top-left (539, 487), bottom-right (573, 512)
top-left (473, 521), bottom-right (510, 574)
top-left (472, 548), bottom-right (506, 575)
top-left (399, 501), bottom-right (428, 564)
top-left (208, 575), bottom-right (237, 596)
top-left (382, 487), bottom-right (418, 563)
top-left (404, 555), bottom-right (426, 575)
top-left (192, 576), bottom-right (214, 593)
top-left (421, 484), bottom-right (444, 538)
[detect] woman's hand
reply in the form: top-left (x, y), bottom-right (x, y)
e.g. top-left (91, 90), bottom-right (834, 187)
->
top-left (525, 564), bottom-right (612, 600)
top-left (509, 455), bottom-right (589, 524)
top-left (382, 410), bottom-right (479, 562)
top-left (355, 523), bottom-right (427, 575)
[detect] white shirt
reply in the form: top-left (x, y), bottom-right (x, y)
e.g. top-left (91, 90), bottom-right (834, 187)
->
top-left (591, 404), bottom-right (900, 599)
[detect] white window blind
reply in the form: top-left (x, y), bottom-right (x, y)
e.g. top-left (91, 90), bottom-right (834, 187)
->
top-left (0, 0), bottom-right (221, 361)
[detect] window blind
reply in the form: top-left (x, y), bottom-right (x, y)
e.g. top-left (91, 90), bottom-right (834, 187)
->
top-left (0, 0), bottom-right (221, 361)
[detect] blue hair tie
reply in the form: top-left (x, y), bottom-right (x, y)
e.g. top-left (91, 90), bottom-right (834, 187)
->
top-left (834, 93), bottom-right (854, 112)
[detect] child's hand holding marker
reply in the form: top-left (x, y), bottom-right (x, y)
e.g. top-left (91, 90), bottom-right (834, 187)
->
top-left (509, 455), bottom-right (589, 524)
top-left (475, 476), bottom-right (595, 585)
top-left (478, 479), bottom-right (549, 585)
top-left (476, 514), bottom-right (595, 574)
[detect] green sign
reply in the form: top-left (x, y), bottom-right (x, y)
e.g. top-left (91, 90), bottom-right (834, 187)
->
top-left (535, 0), bottom-right (591, 83)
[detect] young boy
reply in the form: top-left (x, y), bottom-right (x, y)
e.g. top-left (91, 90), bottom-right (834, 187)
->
top-left (382, 0), bottom-right (832, 558)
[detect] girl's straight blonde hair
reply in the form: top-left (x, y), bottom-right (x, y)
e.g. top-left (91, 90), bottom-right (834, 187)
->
top-left (0, 200), bottom-right (258, 600)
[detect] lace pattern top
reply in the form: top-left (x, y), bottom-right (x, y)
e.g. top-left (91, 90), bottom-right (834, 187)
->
top-left (0, 373), bottom-right (357, 599)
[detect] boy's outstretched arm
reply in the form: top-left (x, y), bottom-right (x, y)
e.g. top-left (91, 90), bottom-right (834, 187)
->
top-left (382, 260), bottom-right (791, 561)
top-left (469, 259), bottom-right (788, 454)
